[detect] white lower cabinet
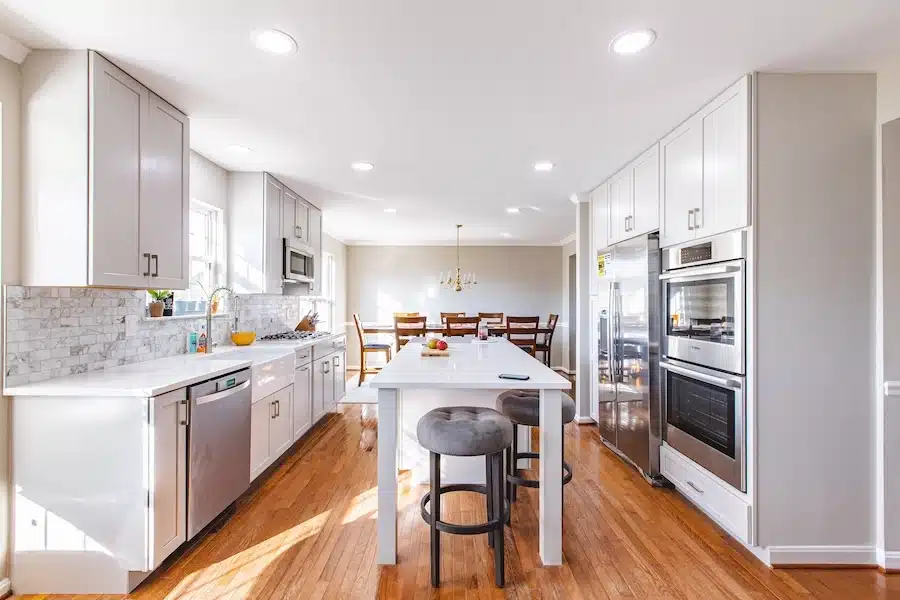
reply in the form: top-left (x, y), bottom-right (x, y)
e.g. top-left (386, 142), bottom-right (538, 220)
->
top-left (250, 397), bottom-right (272, 481)
top-left (293, 363), bottom-right (313, 439)
top-left (333, 350), bottom-right (346, 407)
top-left (149, 388), bottom-right (187, 569)
top-left (660, 444), bottom-right (752, 544)
top-left (312, 355), bottom-right (334, 422)
top-left (270, 386), bottom-right (293, 458)
top-left (250, 385), bottom-right (296, 481)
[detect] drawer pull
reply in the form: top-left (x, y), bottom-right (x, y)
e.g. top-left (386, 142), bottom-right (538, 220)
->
top-left (686, 480), bottom-right (705, 495)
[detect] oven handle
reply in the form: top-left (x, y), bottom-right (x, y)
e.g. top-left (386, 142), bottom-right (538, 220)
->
top-left (659, 263), bottom-right (741, 281)
top-left (660, 361), bottom-right (743, 390)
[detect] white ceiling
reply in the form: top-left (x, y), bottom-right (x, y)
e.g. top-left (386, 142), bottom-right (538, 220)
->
top-left (2, 0), bottom-right (900, 245)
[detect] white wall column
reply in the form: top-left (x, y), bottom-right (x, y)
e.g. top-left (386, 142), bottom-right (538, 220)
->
top-left (573, 196), bottom-right (592, 422)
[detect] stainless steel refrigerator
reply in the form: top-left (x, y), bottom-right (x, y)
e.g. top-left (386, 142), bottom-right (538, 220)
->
top-left (594, 232), bottom-right (663, 483)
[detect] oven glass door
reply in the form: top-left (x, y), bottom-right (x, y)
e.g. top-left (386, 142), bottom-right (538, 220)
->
top-left (662, 360), bottom-right (745, 490)
top-left (662, 260), bottom-right (744, 374)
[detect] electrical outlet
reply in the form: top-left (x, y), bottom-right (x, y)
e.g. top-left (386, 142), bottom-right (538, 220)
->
top-left (125, 314), bottom-right (139, 338)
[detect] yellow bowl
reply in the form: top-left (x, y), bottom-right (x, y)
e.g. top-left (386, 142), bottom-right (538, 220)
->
top-left (231, 331), bottom-right (256, 346)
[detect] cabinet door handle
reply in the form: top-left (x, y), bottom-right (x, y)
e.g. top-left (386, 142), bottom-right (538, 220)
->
top-left (179, 399), bottom-right (189, 426)
top-left (687, 209), bottom-right (695, 231)
top-left (143, 253), bottom-right (151, 276)
top-left (323, 362), bottom-right (330, 374)
top-left (686, 480), bottom-right (704, 495)
top-left (693, 208), bottom-right (702, 230)
top-left (151, 254), bottom-right (159, 277)
top-left (334, 356), bottom-right (340, 367)
top-left (295, 226), bottom-right (302, 239)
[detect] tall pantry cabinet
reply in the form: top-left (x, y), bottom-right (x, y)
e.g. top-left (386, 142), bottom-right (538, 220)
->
top-left (22, 50), bottom-right (189, 289)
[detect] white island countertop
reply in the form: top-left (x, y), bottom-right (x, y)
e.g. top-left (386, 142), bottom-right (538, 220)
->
top-left (369, 338), bottom-right (571, 390)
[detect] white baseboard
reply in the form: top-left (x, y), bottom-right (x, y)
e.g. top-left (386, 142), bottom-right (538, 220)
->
top-left (0, 577), bottom-right (10, 597)
top-left (574, 415), bottom-right (595, 424)
top-left (553, 366), bottom-right (575, 375)
top-left (768, 545), bottom-right (877, 567)
top-left (877, 548), bottom-right (900, 571)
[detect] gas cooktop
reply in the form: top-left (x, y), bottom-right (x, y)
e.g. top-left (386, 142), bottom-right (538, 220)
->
top-left (259, 330), bottom-right (331, 341)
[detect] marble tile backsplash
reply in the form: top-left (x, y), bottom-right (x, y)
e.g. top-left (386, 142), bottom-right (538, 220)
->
top-left (4, 287), bottom-right (315, 388)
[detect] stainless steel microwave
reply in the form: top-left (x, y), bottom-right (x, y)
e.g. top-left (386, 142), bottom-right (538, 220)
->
top-left (283, 239), bottom-right (314, 284)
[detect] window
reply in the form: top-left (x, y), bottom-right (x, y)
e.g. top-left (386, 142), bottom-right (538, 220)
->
top-left (169, 201), bottom-right (224, 315)
top-left (314, 252), bottom-right (336, 332)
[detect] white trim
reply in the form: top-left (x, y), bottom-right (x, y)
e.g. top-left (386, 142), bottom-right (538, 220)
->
top-left (0, 33), bottom-right (29, 64)
top-left (768, 545), bottom-right (877, 567)
top-left (883, 380), bottom-right (900, 396)
top-left (558, 232), bottom-right (576, 246)
top-left (877, 548), bottom-right (900, 571)
top-left (553, 366), bottom-right (575, 375)
top-left (574, 415), bottom-right (595, 424)
top-left (0, 577), bottom-right (9, 596)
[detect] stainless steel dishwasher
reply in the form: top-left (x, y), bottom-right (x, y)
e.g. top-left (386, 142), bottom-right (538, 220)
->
top-left (187, 368), bottom-right (252, 539)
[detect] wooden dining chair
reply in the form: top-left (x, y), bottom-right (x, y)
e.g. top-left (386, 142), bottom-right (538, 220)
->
top-left (505, 316), bottom-right (540, 356)
top-left (394, 315), bottom-right (428, 353)
top-left (440, 312), bottom-right (466, 323)
top-left (354, 314), bottom-right (392, 385)
top-left (443, 315), bottom-right (480, 337)
top-left (478, 312), bottom-right (504, 336)
top-left (535, 314), bottom-right (559, 367)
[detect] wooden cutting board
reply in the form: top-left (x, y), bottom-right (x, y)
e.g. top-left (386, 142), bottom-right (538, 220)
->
top-left (420, 348), bottom-right (450, 357)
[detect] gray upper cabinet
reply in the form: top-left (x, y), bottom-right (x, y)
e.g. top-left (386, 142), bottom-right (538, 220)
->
top-left (308, 206), bottom-right (323, 294)
top-left (229, 172), bottom-right (323, 294)
top-left (21, 50), bottom-right (189, 289)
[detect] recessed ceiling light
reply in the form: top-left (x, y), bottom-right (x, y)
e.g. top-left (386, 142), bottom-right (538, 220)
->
top-left (507, 207), bottom-right (520, 214)
top-left (227, 144), bottom-right (252, 154)
top-left (609, 29), bottom-right (657, 55)
top-left (570, 194), bottom-right (579, 204)
top-left (383, 208), bottom-right (397, 213)
top-left (533, 161), bottom-right (554, 172)
top-left (528, 206), bottom-right (541, 212)
top-left (351, 161), bottom-right (375, 172)
top-left (501, 232), bottom-right (513, 238)
top-left (254, 29), bottom-right (298, 55)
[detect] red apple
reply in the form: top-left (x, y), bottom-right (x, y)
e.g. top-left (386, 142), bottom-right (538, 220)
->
top-left (437, 339), bottom-right (448, 351)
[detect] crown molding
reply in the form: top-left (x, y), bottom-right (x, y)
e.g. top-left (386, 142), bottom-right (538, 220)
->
top-left (558, 233), bottom-right (576, 246)
top-left (0, 33), bottom-right (29, 64)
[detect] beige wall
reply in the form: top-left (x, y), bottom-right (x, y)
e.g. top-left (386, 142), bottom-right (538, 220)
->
top-left (875, 59), bottom-right (900, 561)
top-left (0, 53), bottom-right (20, 585)
top-left (346, 245), bottom-right (563, 367)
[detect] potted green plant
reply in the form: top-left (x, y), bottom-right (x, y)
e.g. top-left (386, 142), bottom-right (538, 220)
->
top-left (148, 290), bottom-right (170, 318)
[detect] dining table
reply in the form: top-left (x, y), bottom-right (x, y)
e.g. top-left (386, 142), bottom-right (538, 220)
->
top-left (369, 338), bottom-right (572, 567)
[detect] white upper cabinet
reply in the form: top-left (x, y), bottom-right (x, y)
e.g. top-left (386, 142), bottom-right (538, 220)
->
top-left (700, 77), bottom-right (750, 238)
top-left (606, 143), bottom-right (660, 246)
top-left (661, 76), bottom-right (750, 247)
top-left (229, 172), bottom-right (323, 294)
top-left (590, 182), bottom-right (609, 296)
top-left (22, 50), bottom-right (189, 289)
top-left (608, 168), bottom-right (632, 245)
top-left (631, 144), bottom-right (660, 236)
top-left (660, 117), bottom-right (704, 247)
top-left (265, 175), bottom-right (284, 294)
top-left (308, 206), bottom-right (323, 294)
top-left (141, 93), bottom-right (189, 289)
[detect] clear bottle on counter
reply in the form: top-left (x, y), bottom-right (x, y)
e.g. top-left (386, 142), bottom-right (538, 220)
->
top-left (477, 320), bottom-right (489, 341)
top-left (197, 324), bottom-right (207, 354)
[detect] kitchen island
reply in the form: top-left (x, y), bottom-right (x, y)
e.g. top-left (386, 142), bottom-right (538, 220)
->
top-left (370, 338), bottom-right (572, 567)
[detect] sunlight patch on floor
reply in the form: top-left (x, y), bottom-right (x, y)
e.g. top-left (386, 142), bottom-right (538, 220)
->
top-left (163, 510), bottom-right (331, 600)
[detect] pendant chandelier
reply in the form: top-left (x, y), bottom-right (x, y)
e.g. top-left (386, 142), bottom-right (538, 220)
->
top-left (439, 224), bottom-right (477, 292)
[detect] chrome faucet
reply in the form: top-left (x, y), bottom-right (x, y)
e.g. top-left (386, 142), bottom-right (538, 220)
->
top-left (206, 286), bottom-right (235, 354)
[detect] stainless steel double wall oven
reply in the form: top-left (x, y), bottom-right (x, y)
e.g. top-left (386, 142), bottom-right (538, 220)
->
top-left (660, 230), bottom-right (747, 491)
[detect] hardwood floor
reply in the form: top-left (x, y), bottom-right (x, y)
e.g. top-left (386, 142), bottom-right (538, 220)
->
top-left (15, 377), bottom-right (900, 599)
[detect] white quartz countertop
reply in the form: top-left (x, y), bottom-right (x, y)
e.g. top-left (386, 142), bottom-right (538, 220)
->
top-left (4, 332), bottom-right (346, 398)
top-left (369, 338), bottom-right (571, 390)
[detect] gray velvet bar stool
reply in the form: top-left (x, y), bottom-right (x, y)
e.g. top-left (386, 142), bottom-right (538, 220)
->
top-left (496, 390), bottom-right (575, 504)
top-left (417, 406), bottom-right (513, 588)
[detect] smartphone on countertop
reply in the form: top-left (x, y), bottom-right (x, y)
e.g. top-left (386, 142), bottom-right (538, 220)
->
top-left (499, 373), bottom-right (530, 381)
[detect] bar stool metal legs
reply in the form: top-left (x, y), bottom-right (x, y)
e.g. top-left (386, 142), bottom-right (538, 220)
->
top-left (421, 450), bottom-right (507, 587)
top-left (506, 423), bottom-right (573, 503)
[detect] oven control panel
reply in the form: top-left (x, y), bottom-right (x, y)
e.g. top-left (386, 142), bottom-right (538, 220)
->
top-left (680, 242), bottom-right (712, 265)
